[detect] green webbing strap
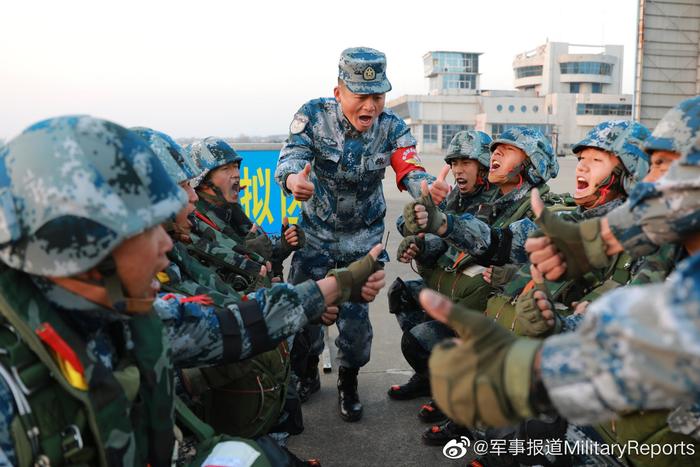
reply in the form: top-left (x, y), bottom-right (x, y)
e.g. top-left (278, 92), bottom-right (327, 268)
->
top-left (0, 293), bottom-right (108, 466)
top-left (174, 396), bottom-right (215, 442)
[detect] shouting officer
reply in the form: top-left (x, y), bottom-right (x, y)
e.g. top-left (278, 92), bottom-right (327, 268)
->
top-left (275, 47), bottom-right (434, 422)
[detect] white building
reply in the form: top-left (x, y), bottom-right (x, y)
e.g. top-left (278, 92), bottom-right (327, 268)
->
top-left (387, 44), bottom-right (633, 156)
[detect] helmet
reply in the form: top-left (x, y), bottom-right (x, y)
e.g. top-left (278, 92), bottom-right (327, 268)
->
top-left (131, 127), bottom-right (199, 184)
top-left (444, 130), bottom-right (492, 168)
top-left (607, 96), bottom-right (700, 256)
top-left (490, 126), bottom-right (558, 184)
top-left (573, 120), bottom-right (650, 194)
top-left (188, 137), bottom-right (242, 187)
top-left (0, 116), bottom-right (186, 276)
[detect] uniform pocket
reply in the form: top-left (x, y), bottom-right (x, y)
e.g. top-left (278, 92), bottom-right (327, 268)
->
top-left (365, 152), bottom-right (391, 171)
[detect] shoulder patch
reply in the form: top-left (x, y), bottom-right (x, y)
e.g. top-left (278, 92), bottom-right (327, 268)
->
top-left (290, 113), bottom-right (309, 135)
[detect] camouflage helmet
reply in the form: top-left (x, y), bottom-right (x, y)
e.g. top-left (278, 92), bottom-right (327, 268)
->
top-left (0, 116), bottom-right (186, 276)
top-left (131, 127), bottom-right (199, 184)
top-left (445, 130), bottom-right (492, 168)
top-left (188, 137), bottom-right (242, 187)
top-left (490, 126), bottom-right (559, 184)
top-left (607, 96), bottom-right (700, 255)
top-left (573, 120), bottom-right (651, 194)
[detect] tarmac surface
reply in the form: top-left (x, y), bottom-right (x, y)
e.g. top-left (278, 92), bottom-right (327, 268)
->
top-left (286, 154), bottom-right (577, 467)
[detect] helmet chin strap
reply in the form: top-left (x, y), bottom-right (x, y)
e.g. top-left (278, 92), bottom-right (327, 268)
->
top-left (199, 178), bottom-right (229, 206)
top-left (98, 256), bottom-right (155, 314)
top-left (574, 165), bottom-right (624, 210)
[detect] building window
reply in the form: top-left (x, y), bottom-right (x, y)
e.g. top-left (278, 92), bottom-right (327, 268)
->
top-left (442, 124), bottom-right (472, 148)
top-left (442, 74), bottom-right (476, 90)
top-left (591, 83), bottom-right (602, 94)
top-left (492, 124), bottom-right (553, 140)
top-left (432, 52), bottom-right (479, 73)
top-left (508, 105), bottom-right (515, 113)
top-left (532, 105), bottom-right (539, 113)
top-left (520, 105), bottom-right (527, 113)
top-left (423, 124), bottom-right (438, 144)
top-left (514, 65), bottom-right (543, 78)
top-left (560, 61), bottom-right (613, 76)
top-left (496, 104), bottom-right (503, 112)
top-left (576, 103), bottom-right (632, 116)
top-left (569, 83), bottom-right (580, 93)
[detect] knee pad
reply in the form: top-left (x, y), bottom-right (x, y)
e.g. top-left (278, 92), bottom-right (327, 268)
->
top-left (401, 331), bottom-right (431, 376)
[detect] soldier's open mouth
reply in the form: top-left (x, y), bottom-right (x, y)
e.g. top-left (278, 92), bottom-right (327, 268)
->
top-left (456, 177), bottom-right (468, 188)
top-left (576, 176), bottom-right (590, 191)
top-left (358, 115), bottom-right (372, 125)
top-left (490, 160), bottom-right (502, 171)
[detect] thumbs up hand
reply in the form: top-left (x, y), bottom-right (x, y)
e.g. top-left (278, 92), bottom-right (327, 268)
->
top-left (429, 164), bottom-right (451, 205)
top-left (401, 180), bottom-right (448, 235)
top-left (286, 163), bottom-right (315, 201)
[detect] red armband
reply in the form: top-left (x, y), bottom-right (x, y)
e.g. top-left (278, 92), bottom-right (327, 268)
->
top-left (390, 146), bottom-right (425, 191)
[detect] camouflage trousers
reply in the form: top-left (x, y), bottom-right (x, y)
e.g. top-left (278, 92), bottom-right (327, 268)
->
top-left (288, 247), bottom-right (373, 369)
top-left (388, 278), bottom-right (455, 376)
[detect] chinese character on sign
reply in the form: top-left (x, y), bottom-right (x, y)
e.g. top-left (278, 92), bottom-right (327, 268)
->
top-left (280, 191), bottom-right (301, 224)
top-left (240, 167), bottom-right (274, 226)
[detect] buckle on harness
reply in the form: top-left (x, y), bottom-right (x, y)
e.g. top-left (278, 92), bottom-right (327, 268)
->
top-left (60, 424), bottom-right (83, 457)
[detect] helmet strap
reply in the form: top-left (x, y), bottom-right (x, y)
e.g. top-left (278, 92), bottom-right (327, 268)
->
top-left (574, 165), bottom-right (625, 209)
top-left (98, 256), bottom-right (155, 314)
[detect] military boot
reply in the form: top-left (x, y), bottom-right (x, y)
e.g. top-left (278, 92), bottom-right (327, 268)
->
top-left (387, 373), bottom-right (431, 400)
top-left (337, 366), bottom-right (363, 422)
top-left (297, 355), bottom-right (321, 403)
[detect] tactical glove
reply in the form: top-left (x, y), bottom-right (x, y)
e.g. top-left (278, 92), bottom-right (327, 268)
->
top-left (402, 192), bottom-right (446, 235)
top-left (396, 235), bottom-right (425, 262)
top-left (533, 207), bottom-right (610, 280)
top-left (429, 306), bottom-right (541, 427)
top-left (515, 284), bottom-right (562, 338)
top-left (490, 265), bottom-right (519, 288)
top-left (279, 224), bottom-right (306, 259)
top-left (244, 233), bottom-right (273, 261)
top-left (326, 253), bottom-right (384, 305)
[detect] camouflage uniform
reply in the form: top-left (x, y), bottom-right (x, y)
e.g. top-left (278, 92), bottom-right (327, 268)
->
top-left (400, 127), bottom-right (560, 368)
top-left (538, 98), bottom-right (700, 425)
top-left (134, 127), bottom-right (299, 441)
top-left (0, 116), bottom-right (185, 466)
top-left (387, 132), bottom-right (497, 399)
top-left (188, 138), bottom-right (290, 279)
top-left (275, 49), bottom-right (432, 370)
top-left (0, 117), bottom-right (320, 466)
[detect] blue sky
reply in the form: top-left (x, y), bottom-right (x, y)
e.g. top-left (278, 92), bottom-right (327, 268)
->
top-left (0, 0), bottom-right (638, 139)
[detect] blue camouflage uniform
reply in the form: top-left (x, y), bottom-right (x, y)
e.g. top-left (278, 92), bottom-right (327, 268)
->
top-left (538, 98), bottom-right (700, 426)
top-left (275, 49), bottom-right (432, 368)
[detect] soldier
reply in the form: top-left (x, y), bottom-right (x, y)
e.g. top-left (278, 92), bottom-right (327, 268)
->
top-left (387, 130), bottom-right (495, 403)
top-left (274, 47), bottom-right (435, 421)
top-left (0, 116), bottom-right (386, 466)
top-left (189, 137), bottom-right (301, 282)
top-left (514, 143), bottom-right (695, 467)
top-left (422, 96), bottom-right (700, 439)
top-left (402, 126), bottom-right (560, 266)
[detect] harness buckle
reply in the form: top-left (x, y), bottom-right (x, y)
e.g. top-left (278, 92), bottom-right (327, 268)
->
top-left (60, 424), bottom-right (84, 457)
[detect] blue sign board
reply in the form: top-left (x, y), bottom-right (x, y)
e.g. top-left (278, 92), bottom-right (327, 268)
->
top-left (237, 149), bottom-right (301, 234)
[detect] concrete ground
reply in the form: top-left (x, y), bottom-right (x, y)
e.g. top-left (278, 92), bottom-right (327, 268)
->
top-left (286, 155), bottom-right (577, 466)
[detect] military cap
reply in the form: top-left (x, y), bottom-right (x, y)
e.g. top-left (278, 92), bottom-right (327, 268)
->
top-left (338, 47), bottom-right (392, 95)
